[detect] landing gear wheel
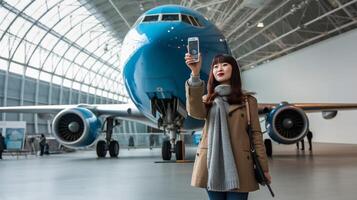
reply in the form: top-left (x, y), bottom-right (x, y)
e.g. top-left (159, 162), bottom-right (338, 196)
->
top-left (162, 140), bottom-right (172, 160)
top-left (175, 140), bottom-right (185, 160)
top-left (109, 140), bottom-right (120, 158)
top-left (264, 139), bottom-right (273, 157)
top-left (96, 140), bottom-right (107, 158)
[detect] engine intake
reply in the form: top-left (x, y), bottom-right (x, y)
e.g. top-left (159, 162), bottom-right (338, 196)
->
top-left (266, 103), bottom-right (309, 144)
top-left (52, 108), bottom-right (101, 148)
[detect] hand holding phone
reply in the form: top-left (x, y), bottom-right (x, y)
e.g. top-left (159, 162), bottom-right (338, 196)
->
top-left (187, 37), bottom-right (199, 62)
top-left (185, 37), bottom-right (201, 76)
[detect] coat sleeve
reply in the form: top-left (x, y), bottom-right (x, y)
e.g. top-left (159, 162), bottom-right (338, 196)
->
top-left (185, 80), bottom-right (207, 120)
top-left (248, 95), bottom-right (269, 172)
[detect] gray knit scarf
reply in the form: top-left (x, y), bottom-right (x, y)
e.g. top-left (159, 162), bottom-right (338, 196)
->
top-left (207, 84), bottom-right (239, 191)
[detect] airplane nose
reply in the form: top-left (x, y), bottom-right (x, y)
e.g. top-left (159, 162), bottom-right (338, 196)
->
top-left (123, 25), bottom-right (189, 102)
top-left (145, 24), bottom-right (178, 40)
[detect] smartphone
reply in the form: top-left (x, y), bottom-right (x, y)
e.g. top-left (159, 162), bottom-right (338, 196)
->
top-left (187, 37), bottom-right (199, 62)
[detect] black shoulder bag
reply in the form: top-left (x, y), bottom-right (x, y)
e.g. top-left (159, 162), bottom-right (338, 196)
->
top-left (245, 98), bottom-right (275, 197)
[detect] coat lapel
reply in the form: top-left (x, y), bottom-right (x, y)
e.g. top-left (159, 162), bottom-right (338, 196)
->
top-left (228, 104), bottom-right (244, 115)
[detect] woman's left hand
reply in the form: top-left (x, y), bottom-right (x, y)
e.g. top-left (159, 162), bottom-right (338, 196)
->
top-left (264, 172), bottom-right (272, 184)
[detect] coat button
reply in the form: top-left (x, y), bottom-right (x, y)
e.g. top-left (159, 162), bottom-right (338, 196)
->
top-left (241, 113), bottom-right (244, 118)
top-left (247, 155), bottom-right (250, 160)
top-left (196, 153), bottom-right (200, 156)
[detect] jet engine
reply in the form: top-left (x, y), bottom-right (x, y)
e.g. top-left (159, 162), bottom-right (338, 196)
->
top-left (265, 103), bottom-right (309, 144)
top-left (52, 107), bottom-right (101, 148)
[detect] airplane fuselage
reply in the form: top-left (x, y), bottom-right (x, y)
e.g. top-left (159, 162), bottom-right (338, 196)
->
top-left (121, 5), bottom-right (230, 130)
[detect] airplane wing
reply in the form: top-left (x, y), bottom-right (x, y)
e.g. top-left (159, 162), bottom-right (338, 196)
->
top-left (258, 103), bottom-right (357, 115)
top-left (256, 102), bottom-right (357, 147)
top-left (0, 104), bottom-right (157, 128)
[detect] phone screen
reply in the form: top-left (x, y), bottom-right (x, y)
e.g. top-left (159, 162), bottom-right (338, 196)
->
top-left (188, 39), bottom-right (199, 60)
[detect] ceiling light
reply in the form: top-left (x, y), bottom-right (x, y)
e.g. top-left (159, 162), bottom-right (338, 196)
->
top-left (257, 22), bottom-right (264, 28)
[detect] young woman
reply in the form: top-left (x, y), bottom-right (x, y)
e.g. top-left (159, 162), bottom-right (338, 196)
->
top-left (185, 53), bottom-right (271, 200)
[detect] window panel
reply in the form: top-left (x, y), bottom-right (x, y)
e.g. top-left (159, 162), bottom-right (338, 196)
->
top-left (58, 2), bottom-right (80, 18)
top-left (65, 47), bottom-right (79, 61)
top-left (24, 0), bottom-right (50, 20)
top-left (8, 35), bottom-right (21, 53)
top-left (12, 40), bottom-right (26, 63)
top-left (12, 0), bottom-right (33, 10)
top-left (0, 34), bottom-right (10, 58)
top-left (8, 17), bottom-right (30, 39)
top-left (86, 34), bottom-right (100, 52)
top-left (181, 14), bottom-right (192, 25)
top-left (72, 81), bottom-right (80, 90)
top-left (89, 87), bottom-right (95, 95)
top-left (9, 62), bottom-right (24, 75)
top-left (75, 52), bottom-right (88, 66)
top-left (26, 26), bottom-right (47, 45)
top-left (81, 85), bottom-right (88, 92)
top-left (39, 5), bottom-right (62, 28)
top-left (85, 57), bottom-right (96, 69)
top-left (26, 67), bottom-right (39, 79)
top-left (103, 91), bottom-right (108, 97)
top-left (53, 15), bottom-right (71, 35)
top-left (60, 59), bottom-right (71, 76)
top-left (28, 48), bottom-right (41, 68)
top-left (66, 19), bottom-right (86, 41)
top-left (83, 71), bottom-right (91, 85)
top-left (75, 68), bottom-right (86, 82)
top-left (52, 40), bottom-right (68, 56)
top-left (0, 8), bottom-right (16, 30)
top-left (142, 15), bottom-right (159, 22)
top-left (39, 48), bottom-right (50, 70)
top-left (42, 33), bottom-right (59, 51)
top-left (25, 42), bottom-right (36, 62)
top-left (42, 59), bottom-right (52, 72)
top-left (96, 89), bottom-right (102, 96)
top-left (162, 14), bottom-right (179, 21)
top-left (39, 71), bottom-right (51, 81)
top-left (0, 58), bottom-right (8, 71)
top-left (90, 62), bottom-right (101, 72)
top-left (51, 54), bottom-right (60, 72)
top-left (52, 75), bottom-right (62, 85)
top-left (54, 59), bottom-right (64, 75)
top-left (76, 22), bottom-right (97, 46)
top-left (101, 53), bottom-right (112, 62)
top-left (65, 64), bottom-right (75, 79)
top-left (188, 16), bottom-right (199, 26)
top-left (63, 78), bottom-right (71, 88)
top-left (71, 64), bottom-right (81, 78)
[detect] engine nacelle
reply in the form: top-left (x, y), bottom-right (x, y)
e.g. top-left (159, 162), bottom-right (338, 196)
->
top-left (52, 108), bottom-right (101, 148)
top-left (266, 103), bottom-right (309, 144)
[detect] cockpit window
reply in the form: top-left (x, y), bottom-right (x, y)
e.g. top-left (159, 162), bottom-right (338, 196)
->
top-left (193, 17), bottom-right (203, 27)
top-left (181, 14), bottom-right (192, 25)
top-left (140, 13), bottom-right (204, 27)
top-left (188, 16), bottom-right (199, 27)
top-left (162, 14), bottom-right (179, 21)
top-left (142, 15), bottom-right (159, 22)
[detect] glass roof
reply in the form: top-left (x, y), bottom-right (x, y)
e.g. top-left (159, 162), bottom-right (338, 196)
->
top-left (0, 0), bottom-right (128, 102)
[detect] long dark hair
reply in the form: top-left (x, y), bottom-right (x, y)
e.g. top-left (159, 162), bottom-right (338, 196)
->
top-left (205, 54), bottom-right (244, 108)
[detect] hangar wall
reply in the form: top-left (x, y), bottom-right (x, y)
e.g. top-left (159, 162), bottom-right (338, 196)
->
top-left (242, 28), bottom-right (357, 144)
top-left (0, 69), bottom-right (121, 135)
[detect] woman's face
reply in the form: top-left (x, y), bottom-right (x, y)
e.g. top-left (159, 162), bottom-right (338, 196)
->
top-left (213, 62), bottom-right (232, 84)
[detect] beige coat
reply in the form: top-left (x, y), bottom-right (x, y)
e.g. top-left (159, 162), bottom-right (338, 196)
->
top-left (186, 82), bottom-right (269, 192)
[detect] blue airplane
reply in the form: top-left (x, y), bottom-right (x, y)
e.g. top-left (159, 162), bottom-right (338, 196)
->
top-left (1, 5), bottom-right (357, 160)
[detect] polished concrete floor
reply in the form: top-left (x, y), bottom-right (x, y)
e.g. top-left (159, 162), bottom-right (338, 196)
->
top-left (1, 143), bottom-right (357, 200)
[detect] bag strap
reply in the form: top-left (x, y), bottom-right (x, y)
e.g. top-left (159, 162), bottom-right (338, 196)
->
top-left (244, 96), bottom-right (256, 153)
top-left (245, 96), bottom-right (275, 197)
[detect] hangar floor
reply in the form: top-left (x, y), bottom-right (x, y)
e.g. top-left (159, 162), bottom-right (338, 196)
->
top-left (1, 143), bottom-right (357, 200)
